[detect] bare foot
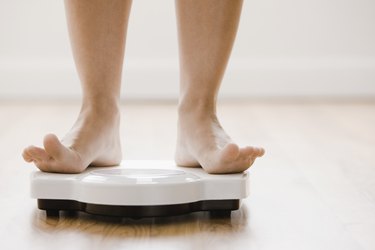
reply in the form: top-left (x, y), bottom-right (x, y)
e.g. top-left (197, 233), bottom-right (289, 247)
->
top-left (22, 103), bottom-right (122, 173)
top-left (175, 109), bottom-right (265, 174)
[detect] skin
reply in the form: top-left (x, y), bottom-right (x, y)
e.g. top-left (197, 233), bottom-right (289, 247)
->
top-left (23, 0), bottom-right (265, 174)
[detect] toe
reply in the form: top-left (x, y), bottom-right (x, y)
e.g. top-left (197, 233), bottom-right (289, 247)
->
top-left (239, 146), bottom-right (254, 159)
top-left (43, 133), bottom-right (65, 159)
top-left (22, 147), bottom-right (34, 162)
top-left (26, 146), bottom-right (50, 162)
top-left (241, 146), bottom-right (265, 159)
top-left (254, 147), bottom-right (265, 157)
top-left (43, 133), bottom-right (86, 173)
top-left (220, 143), bottom-right (240, 162)
top-left (23, 145), bottom-right (55, 172)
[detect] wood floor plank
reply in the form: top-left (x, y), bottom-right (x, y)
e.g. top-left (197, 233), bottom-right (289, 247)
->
top-left (0, 101), bottom-right (374, 250)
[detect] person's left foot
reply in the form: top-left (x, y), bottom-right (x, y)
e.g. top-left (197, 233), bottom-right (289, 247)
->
top-left (175, 109), bottom-right (265, 174)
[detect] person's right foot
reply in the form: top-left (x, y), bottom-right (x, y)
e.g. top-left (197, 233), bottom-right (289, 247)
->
top-left (22, 102), bottom-right (122, 173)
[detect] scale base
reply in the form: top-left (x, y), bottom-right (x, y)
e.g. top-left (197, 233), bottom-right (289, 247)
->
top-left (38, 199), bottom-right (239, 218)
top-left (31, 160), bottom-right (249, 219)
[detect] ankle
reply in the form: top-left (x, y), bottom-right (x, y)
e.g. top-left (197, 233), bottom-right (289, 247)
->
top-left (178, 97), bottom-right (216, 118)
top-left (81, 97), bottom-right (120, 120)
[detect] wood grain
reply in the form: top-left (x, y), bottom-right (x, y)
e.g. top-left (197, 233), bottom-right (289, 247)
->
top-left (0, 100), bottom-right (374, 250)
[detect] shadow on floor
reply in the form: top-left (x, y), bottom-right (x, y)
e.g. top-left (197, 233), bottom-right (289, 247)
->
top-left (31, 204), bottom-right (249, 238)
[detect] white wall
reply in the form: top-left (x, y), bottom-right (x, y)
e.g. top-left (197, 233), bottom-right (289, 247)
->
top-left (1, 0), bottom-right (375, 100)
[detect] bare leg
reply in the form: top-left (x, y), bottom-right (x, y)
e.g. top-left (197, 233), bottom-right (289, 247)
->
top-left (22, 0), bottom-right (132, 173)
top-left (175, 0), bottom-right (265, 174)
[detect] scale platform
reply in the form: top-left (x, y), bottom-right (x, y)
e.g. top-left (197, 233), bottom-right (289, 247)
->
top-left (31, 160), bottom-right (249, 218)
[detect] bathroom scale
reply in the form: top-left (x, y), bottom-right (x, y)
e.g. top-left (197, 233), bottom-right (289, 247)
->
top-left (30, 160), bottom-right (249, 218)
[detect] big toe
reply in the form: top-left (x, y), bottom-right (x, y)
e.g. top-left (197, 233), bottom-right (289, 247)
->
top-left (220, 143), bottom-right (240, 162)
top-left (43, 133), bottom-right (65, 159)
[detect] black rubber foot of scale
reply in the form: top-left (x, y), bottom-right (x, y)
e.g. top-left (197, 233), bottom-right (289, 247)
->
top-left (38, 199), bottom-right (239, 218)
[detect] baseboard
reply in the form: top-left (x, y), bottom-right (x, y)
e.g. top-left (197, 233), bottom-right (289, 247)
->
top-left (1, 57), bottom-right (374, 100)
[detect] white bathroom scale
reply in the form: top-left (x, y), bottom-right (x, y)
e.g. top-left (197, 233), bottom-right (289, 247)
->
top-left (30, 160), bottom-right (249, 218)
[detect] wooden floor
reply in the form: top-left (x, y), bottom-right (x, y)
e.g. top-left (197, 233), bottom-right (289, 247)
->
top-left (0, 100), bottom-right (374, 250)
